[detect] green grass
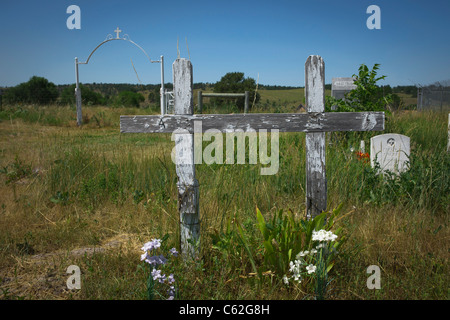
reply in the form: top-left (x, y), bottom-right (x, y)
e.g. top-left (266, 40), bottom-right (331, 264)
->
top-left (0, 102), bottom-right (448, 300)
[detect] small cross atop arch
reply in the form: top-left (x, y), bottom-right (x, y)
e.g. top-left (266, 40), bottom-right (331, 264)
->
top-left (114, 27), bottom-right (122, 39)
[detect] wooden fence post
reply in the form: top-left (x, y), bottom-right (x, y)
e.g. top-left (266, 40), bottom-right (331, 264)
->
top-left (198, 90), bottom-right (202, 114)
top-left (173, 58), bottom-right (200, 259)
top-left (244, 91), bottom-right (249, 113)
top-left (305, 55), bottom-right (327, 219)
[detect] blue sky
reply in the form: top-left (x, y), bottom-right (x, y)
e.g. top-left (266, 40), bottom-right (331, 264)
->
top-left (1, 0), bottom-right (449, 87)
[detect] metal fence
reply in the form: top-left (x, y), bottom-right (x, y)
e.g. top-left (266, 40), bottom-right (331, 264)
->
top-left (417, 86), bottom-right (450, 111)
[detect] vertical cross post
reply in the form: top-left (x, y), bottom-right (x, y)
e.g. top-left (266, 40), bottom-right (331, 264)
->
top-left (173, 59), bottom-right (200, 259)
top-left (305, 55), bottom-right (327, 219)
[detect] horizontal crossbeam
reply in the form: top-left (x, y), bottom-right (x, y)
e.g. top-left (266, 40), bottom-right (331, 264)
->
top-left (120, 112), bottom-right (384, 134)
top-left (201, 93), bottom-right (246, 98)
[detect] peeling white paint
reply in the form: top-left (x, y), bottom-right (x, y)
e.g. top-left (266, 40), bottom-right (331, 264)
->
top-left (362, 113), bottom-right (377, 130)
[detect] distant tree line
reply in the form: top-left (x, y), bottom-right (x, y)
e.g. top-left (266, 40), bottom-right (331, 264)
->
top-left (1, 74), bottom-right (420, 109)
top-left (2, 77), bottom-right (156, 108)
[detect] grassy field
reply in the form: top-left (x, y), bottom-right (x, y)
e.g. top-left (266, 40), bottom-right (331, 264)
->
top-left (0, 100), bottom-right (448, 300)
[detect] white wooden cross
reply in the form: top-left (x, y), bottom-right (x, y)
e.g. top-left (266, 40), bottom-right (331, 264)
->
top-left (114, 27), bottom-right (122, 39)
top-left (120, 56), bottom-right (385, 259)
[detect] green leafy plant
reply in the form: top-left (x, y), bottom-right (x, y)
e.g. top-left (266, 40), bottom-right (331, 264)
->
top-left (210, 216), bottom-right (261, 278)
top-left (326, 63), bottom-right (393, 112)
top-left (50, 190), bottom-right (70, 205)
top-left (256, 205), bottom-right (347, 298)
top-left (0, 156), bottom-right (33, 184)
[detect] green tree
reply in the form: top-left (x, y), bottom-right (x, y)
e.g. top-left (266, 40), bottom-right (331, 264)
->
top-left (4, 76), bottom-right (58, 105)
top-left (116, 91), bottom-right (145, 107)
top-left (325, 64), bottom-right (392, 112)
top-left (213, 72), bottom-right (260, 110)
top-left (148, 88), bottom-right (160, 106)
top-left (60, 84), bottom-right (106, 106)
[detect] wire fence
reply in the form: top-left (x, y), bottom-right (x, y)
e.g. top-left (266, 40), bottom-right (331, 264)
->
top-left (417, 85), bottom-right (450, 111)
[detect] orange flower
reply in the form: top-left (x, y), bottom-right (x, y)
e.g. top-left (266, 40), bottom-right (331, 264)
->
top-left (355, 151), bottom-right (370, 163)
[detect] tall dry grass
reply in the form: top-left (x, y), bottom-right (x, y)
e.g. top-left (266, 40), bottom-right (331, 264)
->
top-left (0, 106), bottom-right (448, 299)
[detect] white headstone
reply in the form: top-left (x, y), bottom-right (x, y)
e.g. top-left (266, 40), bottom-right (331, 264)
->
top-left (370, 134), bottom-right (410, 174)
top-left (331, 77), bottom-right (357, 100)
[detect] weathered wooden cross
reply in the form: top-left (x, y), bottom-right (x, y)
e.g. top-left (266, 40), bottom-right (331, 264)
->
top-left (120, 55), bottom-right (385, 259)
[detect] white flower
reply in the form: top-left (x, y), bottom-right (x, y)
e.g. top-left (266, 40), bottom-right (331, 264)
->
top-left (296, 250), bottom-right (309, 259)
top-left (312, 229), bottom-right (326, 241)
top-left (282, 275), bottom-right (290, 285)
top-left (289, 260), bottom-right (302, 273)
top-left (306, 264), bottom-right (316, 274)
top-left (316, 243), bottom-right (326, 249)
top-left (312, 229), bottom-right (338, 242)
top-left (293, 273), bottom-right (302, 283)
top-left (288, 260), bottom-right (303, 283)
top-left (328, 233), bottom-right (338, 242)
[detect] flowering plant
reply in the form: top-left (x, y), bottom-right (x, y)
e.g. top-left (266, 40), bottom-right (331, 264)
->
top-left (355, 151), bottom-right (370, 163)
top-left (257, 204), bottom-right (346, 297)
top-left (283, 228), bottom-right (340, 299)
top-left (140, 237), bottom-right (178, 300)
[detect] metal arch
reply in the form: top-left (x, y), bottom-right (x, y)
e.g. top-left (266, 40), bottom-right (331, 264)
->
top-left (78, 35), bottom-right (161, 65)
top-left (74, 31), bottom-right (166, 126)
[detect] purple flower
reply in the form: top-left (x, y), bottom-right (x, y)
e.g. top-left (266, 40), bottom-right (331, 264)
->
top-left (141, 239), bottom-right (177, 300)
top-left (158, 274), bottom-right (167, 284)
top-left (169, 248), bottom-right (178, 257)
top-left (151, 268), bottom-right (161, 280)
top-left (167, 285), bottom-right (176, 300)
top-left (141, 239), bottom-right (162, 252)
top-left (145, 254), bottom-right (165, 266)
top-left (151, 268), bottom-right (166, 283)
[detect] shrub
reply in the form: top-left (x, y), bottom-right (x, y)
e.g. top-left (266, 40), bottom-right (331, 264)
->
top-left (3, 76), bottom-right (58, 105)
top-left (115, 91), bottom-right (145, 107)
top-left (59, 84), bottom-right (106, 106)
top-left (325, 64), bottom-right (392, 112)
top-left (213, 72), bottom-right (260, 111)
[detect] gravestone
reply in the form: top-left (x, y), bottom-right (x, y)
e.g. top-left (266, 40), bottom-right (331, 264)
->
top-left (331, 77), bottom-right (357, 100)
top-left (370, 133), bottom-right (410, 174)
